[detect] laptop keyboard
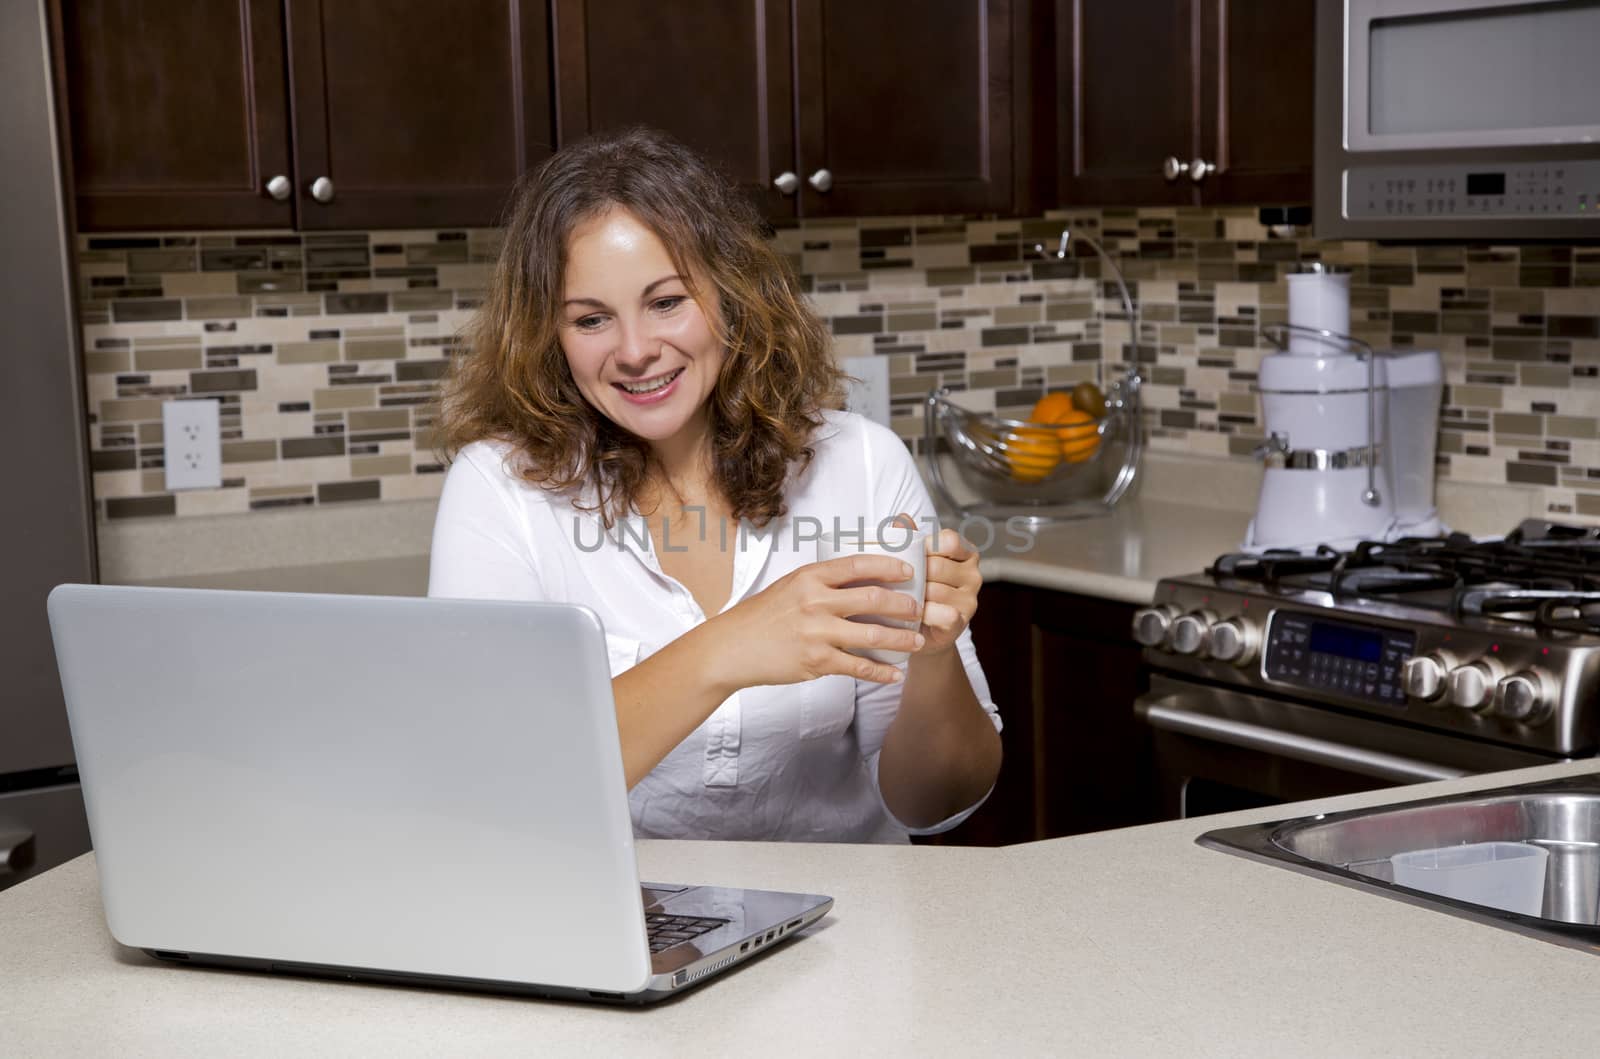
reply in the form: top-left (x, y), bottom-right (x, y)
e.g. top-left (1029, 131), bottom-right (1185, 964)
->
top-left (645, 913), bottom-right (728, 954)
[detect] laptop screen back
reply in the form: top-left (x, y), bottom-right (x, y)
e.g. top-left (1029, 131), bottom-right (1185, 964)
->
top-left (48, 585), bottom-right (653, 993)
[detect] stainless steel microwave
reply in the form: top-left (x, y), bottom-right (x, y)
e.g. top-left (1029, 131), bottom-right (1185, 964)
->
top-left (1315, 0), bottom-right (1600, 240)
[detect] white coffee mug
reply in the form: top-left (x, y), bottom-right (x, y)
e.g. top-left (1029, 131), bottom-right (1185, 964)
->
top-left (816, 528), bottom-right (928, 665)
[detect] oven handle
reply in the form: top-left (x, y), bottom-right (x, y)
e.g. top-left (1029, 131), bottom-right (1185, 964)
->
top-left (1140, 700), bottom-right (1467, 784)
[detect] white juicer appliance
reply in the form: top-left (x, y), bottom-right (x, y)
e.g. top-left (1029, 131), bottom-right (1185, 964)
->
top-left (1244, 268), bottom-right (1444, 552)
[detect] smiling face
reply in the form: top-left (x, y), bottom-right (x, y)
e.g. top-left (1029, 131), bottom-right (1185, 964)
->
top-left (558, 207), bottom-right (726, 463)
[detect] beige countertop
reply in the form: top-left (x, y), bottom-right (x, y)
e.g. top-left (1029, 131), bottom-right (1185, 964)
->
top-left (977, 499), bottom-right (1252, 603)
top-left (104, 451), bottom-right (1541, 605)
top-left (7, 759), bottom-right (1600, 1056)
top-left (123, 498), bottom-right (1250, 605)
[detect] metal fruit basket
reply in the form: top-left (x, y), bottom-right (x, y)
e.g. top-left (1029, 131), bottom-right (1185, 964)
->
top-left (923, 370), bottom-right (1143, 523)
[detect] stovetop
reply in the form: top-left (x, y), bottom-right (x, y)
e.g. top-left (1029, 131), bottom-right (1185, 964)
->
top-left (1137, 520), bottom-right (1600, 758)
top-left (1209, 520), bottom-right (1600, 638)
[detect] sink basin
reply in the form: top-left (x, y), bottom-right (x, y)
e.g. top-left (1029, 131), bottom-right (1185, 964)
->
top-left (1198, 773), bottom-right (1600, 954)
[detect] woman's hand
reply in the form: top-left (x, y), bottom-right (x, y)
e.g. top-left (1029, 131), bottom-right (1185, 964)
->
top-left (900, 515), bottom-right (981, 655)
top-left (703, 553), bottom-right (925, 693)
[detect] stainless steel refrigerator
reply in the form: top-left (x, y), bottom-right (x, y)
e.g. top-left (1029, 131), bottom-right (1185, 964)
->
top-left (0, 0), bottom-right (99, 891)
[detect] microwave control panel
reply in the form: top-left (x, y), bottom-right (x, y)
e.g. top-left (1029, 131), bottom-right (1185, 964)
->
top-left (1345, 159), bottom-right (1600, 220)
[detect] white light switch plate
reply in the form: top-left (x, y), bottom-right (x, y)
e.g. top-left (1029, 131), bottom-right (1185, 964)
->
top-left (162, 398), bottom-right (223, 491)
top-left (841, 355), bottom-right (891, 427)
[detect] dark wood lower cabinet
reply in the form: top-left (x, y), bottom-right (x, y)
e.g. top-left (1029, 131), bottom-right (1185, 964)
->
top-left (916, 583), bottom-right (1161, 846)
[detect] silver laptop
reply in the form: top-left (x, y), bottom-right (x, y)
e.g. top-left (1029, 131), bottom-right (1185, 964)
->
top-left (46, 584), bottom-right (831, 1003)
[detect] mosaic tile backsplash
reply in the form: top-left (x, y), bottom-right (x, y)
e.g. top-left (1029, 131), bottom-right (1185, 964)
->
top-left (78, 208), bottom-right (1600, 523)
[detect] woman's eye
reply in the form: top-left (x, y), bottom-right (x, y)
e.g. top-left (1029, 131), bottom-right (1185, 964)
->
top-left (651, 296), bottom-right (685, 313)
top-left (573, 314), bottom-right (606, 331)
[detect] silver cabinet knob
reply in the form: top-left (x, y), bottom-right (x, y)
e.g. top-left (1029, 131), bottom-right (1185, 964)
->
top-left (1169, 611), bottom-right (1216, 657)
top-left (1401, 652), bottom-right (1456, 703)
top-left (773, 171), bottom-right (800, 195)
top-left (808, 168), bottom-right (833, 193)
top-left (1448, 658), bottom-right (1505, 713)
top-left (1189, 158), bottom-right (1216, 183)
top-left (1205, 618), bottom-right (1259, 666)
top-left (264, 174), bottom-right (292, 201)
top-left (1131, 605), bottom-right (1179, 648)
top-left (309, 176), bottom-right (335, 204)
top-left (1495, 669), bottom-right (1555, 725)
top-left (1162, 156), bottom-right (1189, 181)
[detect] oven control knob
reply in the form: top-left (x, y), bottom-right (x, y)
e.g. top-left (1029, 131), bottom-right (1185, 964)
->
top-left (1169, 611), bottom-right (1217, 656)
top-left (1401, 651), bottom-right (1457, 703)
top-left (1494, 669), bottom-right (1556, 726)
top-left (1131, 605), bottom-right (1181, 648)
top-left (1447, 658), bottom-right (1506, 713)
top-left (1205, 618), bottom-right (1259, 665)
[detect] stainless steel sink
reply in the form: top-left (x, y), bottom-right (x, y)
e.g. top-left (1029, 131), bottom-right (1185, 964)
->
top-left (1199, 773), bottom-right (1600, 954)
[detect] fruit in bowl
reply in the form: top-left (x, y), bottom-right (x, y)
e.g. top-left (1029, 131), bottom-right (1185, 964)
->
top-left (1029, 390), bottom-right (1102, 464)
top-left (1069, 381), bottom-right (1106, 416)
top-left (1002, 427), bottom-right (1062, 483)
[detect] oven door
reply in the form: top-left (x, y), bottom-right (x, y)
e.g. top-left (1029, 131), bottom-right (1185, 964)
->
top-left (1135, 673), bottom-right (1562, 819)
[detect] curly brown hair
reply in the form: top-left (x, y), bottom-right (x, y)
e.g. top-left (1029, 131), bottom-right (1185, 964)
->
top-left (436, 127), bottom-right (845, 528)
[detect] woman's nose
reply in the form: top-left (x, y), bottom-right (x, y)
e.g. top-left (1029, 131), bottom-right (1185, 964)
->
top-left (612, 318), bottom-right (660, 371)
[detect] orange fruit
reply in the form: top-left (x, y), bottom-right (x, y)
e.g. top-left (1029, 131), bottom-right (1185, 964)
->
top-left (1026, 393), bottom-right (1103, 461)
top-left (1002, 427), bottom-right (1062, 483)
top-left (1029, 391), bottom-right (1076, 425)
top-left (1049, 407), bottom-right (1102, 463)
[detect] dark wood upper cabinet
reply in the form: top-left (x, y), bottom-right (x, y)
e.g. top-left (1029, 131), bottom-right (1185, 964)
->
top-left (286, 0), bottom-right (553, 229)
top-left (551, 0), bottom-right (796, 219)
top-left (1196, 0), bottom-right (1315, 206)
top-left (555, 0), bottom-right (1025, 219)
top-left (1057, 0), bottom-right (1197, 206)
top-left (54, 0), bottom-right (553, 230)
top-left (794, 0), bottom-right (1015, 216)
top-left (53, 0), bottom-right (293, 230)
top-left (1057, 0), bottom-right (1313, 208)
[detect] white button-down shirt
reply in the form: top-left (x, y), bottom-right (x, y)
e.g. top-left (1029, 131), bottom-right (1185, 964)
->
top-left (428, 410), bottom-right (1001, 842)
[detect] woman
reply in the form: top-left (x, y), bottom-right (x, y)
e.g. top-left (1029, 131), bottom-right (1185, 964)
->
top-left (429, 128), bottom-right (1001, 842)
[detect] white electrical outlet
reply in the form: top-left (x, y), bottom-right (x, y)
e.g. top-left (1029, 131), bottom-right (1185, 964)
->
top-left (162, 399), bottom-right (223, 491)
top-left (841, 355), bottom-right (891, 427)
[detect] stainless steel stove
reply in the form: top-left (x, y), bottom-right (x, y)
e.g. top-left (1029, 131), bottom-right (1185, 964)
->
top-left (1131, 520), bottom-right (1600, 817)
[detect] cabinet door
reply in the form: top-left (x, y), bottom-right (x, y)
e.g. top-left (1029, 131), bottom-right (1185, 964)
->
top-left (1195, 0), bottom-right (1314, 205)
top-left (1057, 0), bottom-right (1197, 206)
top-left (1031, 592), bottom-right (1159, 837)
top-left (52, 0), bottom-right (293, 230)
top-left (552, 0), bottom-right (796, 219)
top-left (794, 0), bottom-right (1015, 216)
top-left (284, 0), bottom-right (553, 229)
top-left (919, 582), bottom-right (1040, 847)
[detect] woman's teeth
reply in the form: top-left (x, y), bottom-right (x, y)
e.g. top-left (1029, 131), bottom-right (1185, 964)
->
top-left (618, 369), bottom-right (682, 395)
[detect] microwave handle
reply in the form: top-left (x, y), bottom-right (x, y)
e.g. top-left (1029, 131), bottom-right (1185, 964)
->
top-left (1141, 700), bottom-right (1466, 784)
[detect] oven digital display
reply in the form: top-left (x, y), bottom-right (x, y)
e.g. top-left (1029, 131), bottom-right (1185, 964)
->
top-left (1264, 612), bottom-right (1416, 707)
top-left (1308, 622), bottom-right (1383, 663)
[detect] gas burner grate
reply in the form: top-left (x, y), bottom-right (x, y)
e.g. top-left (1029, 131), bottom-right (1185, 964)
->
top-left (1508, 519), bottom-right (1600, 548)
top-left (1536, 597), bottom-right (1600, 635)
top-left (1458, 588), bottom-right (1600, 634)
top-left (1208, 547), bottom-right (1342, 582)
top-left (1327, 566), bottom-right (1461, 597)
top-left (1208, 520), bottom-right (1600, 634)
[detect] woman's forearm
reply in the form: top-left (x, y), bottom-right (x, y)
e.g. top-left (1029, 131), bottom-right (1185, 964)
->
top-left (611, 622), bottom-right (738, 788)
top-left (876, 646), bottom-right (1003, 829)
